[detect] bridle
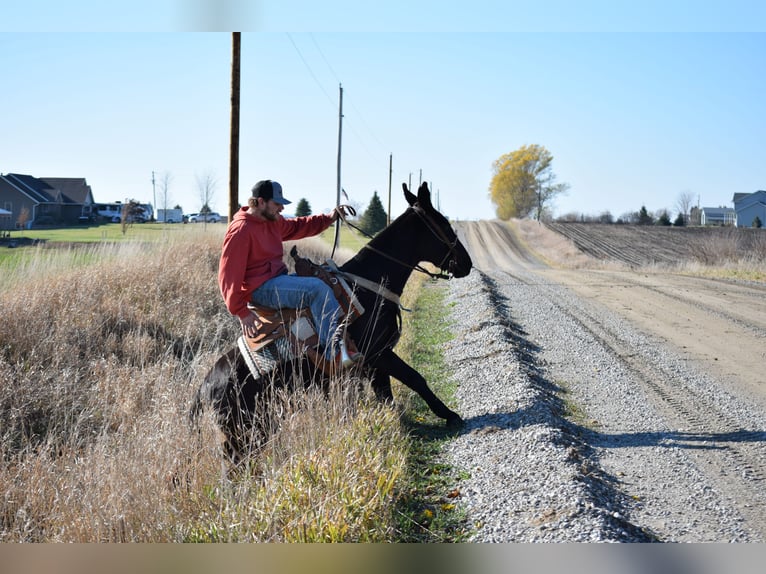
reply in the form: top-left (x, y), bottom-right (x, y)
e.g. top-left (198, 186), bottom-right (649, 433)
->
top-left (336, 204), bottom-right (461, 281)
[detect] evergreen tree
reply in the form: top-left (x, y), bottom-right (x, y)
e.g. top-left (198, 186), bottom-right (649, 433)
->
top-left (295, 198), bottom-right (311, 217)
top-left (656, 210), bottom-right (672, 226)
top-left (637, 205), bottom-right (654, 225)
top-left (753, 216), bottom-right (762, 229)
top-left (359, 191), bottom-right (388, 235)
top-left (673, 212), bottom-right (686, 227)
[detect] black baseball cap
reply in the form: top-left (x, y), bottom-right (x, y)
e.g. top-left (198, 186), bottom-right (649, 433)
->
top-left (252, 180), bottom-right (291, 205)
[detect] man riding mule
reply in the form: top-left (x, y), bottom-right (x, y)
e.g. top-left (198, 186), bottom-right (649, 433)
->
top-left (192, 181), bottom-right (473, 463)
top-left (218, 179), bottom-right (360, 370)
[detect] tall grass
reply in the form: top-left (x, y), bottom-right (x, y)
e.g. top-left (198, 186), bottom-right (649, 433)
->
top-left (0, 233), bottom-right (410, 541)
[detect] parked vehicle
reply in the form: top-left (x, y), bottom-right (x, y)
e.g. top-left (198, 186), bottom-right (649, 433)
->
top-left (156, 208), bottom-right (184, 223)
top-left (189, 212), bottom-right (221, 223)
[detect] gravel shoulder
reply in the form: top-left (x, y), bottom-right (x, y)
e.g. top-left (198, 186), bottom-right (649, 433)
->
top-left (442, 220), bottom-right (766, 542)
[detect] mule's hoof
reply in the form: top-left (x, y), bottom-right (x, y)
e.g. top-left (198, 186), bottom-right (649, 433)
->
top-left (446, 414), bottom-right (465, 429)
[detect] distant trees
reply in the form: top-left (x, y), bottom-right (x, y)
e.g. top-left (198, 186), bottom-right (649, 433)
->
top-left (295, 198), bottom-right (311, 217)
top-left (675, 190), bottom-right (696, 226)
top-left (540, 186), bottom-right (709, 227)
top-left (489, 144), bottom-right (569, 220)
top-left (358, 191), bottom-right (387, 235)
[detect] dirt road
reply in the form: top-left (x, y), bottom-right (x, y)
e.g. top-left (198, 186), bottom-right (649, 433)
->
top-left (454, 219), bottom-right (766, 540)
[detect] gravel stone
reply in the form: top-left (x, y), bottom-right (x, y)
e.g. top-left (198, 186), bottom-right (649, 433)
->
top-left (441, 268), bottom-right (766, 542)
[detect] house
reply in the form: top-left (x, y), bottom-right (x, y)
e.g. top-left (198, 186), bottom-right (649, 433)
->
top-left (700, 206), bottom-right (736, 226)
top-left (733, 190), bottom-right (766, 228)
top-left (0, 173), bottom-right (95, 229)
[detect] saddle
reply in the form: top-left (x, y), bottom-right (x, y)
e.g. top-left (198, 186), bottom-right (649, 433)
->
top-left (238, 247), bottom-right (365, 378)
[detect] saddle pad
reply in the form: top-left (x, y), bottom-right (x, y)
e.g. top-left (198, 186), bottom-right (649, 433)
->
top-left (238, 335), bottom-right (292, 378)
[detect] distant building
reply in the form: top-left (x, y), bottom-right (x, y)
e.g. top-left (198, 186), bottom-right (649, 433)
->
top-left (700, 206), bottom-right (736, 226)
top-left (733, 190), bottom-right (766, 228)
top-left (0, 173), bottom-right (95, 229)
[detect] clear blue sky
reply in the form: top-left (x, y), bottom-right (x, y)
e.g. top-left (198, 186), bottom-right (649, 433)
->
top-left (2, 2), bottom-right (765, 220)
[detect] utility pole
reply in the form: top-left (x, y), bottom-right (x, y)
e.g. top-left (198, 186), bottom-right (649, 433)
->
top-left (387, 153), bottom-right (392, 225)
top-left (333, 84), bottom-right (343, 252)
top-left (229, 32), bottom-right (241, 223)
top-left (151, 171), bottom-right (156, 221)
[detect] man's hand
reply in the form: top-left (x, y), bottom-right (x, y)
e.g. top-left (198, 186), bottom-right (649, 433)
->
top-left (332, 204), bottom-right (356, 222)
top-left (239, 313), bottom-right (260, 338)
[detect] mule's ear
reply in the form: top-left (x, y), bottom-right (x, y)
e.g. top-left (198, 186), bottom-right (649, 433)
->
top-left (403, 183), bottom-right (417, 206)
top-left (417, 182), bottom-right (433, 210)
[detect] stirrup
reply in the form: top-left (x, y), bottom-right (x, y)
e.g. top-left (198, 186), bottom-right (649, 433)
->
top-left (337, 338), bottom-right (363, 369)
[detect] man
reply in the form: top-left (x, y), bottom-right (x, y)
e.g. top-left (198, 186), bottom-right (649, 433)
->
top-left (218, 179), bottom-right (357, 366)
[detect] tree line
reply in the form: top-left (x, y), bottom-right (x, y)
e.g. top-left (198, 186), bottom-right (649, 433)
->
top-left (487, 145), bottom-right (738, 226)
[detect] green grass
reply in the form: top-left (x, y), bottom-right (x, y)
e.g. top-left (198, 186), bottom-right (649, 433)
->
top-left (319, 223), bottom-right (370, 253)
top-left (0, 223), bottom-right (216, 267)
top-left (394, 279), bottom-right (469, 542)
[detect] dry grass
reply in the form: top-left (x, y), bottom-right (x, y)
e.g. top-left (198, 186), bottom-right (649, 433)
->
top-left (510, 219), bottom-right (614, 269)
top-left (0, 232), bottom-right (408, 542)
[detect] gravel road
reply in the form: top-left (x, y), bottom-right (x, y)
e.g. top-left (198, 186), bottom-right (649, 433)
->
top-left (442, 220), bottom-right (766, 542)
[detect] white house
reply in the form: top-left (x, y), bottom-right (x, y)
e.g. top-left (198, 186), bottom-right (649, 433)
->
top-left (700, 206), bottom-right (736, 226)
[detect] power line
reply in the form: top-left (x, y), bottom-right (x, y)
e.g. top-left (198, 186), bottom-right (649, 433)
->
top-left (285, 32), bottom-right (336, 110)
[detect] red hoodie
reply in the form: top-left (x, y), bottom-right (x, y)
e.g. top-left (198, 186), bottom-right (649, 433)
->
top-left (218, 206), bottom-right (335, 318)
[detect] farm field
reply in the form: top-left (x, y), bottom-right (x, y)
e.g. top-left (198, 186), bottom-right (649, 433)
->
top-left (544, 221), bottom-right (766, 271)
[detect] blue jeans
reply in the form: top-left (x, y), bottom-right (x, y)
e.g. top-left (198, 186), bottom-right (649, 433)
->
top-left (251, 274), bottom-right (342, 358)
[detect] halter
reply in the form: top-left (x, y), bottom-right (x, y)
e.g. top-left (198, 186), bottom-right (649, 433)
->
top-left (336, 204), bottom-right (461, 281)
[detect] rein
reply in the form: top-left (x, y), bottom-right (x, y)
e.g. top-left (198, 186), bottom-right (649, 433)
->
top-left (335, 206), bottom-right (456, 281)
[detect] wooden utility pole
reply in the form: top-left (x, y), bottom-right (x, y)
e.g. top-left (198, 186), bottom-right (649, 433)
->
top-left (387, 153), bottom-right (392, 225)
top-left (229, 32), bottom-right (241, 222)
top-left (333, 84), bottom-right (343, 252)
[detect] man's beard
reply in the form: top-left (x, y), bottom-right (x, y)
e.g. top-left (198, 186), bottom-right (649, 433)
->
top-left (261, 210), bottom-right (278, 222)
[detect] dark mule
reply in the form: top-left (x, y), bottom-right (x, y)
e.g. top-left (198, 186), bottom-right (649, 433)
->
top-left (190, 182), bottom-right (473, 462)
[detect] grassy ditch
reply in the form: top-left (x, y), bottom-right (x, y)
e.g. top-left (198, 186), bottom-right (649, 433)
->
top-left (393, 275), bottom-right (468, 542)
top-left (0, 230), bottom-right (465, 542)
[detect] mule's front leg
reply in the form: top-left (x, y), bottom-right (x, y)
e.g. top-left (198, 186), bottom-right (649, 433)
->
top-left (379, 350), bottom-right (463, 427)
top-left (370, 368), bottom-right (394, 403)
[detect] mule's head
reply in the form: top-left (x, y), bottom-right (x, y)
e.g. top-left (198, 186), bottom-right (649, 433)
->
top-left (403, 182), bottom-right (473, 278)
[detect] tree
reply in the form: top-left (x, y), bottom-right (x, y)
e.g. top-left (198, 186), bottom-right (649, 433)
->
top-left (158, 171), bottom-right (173, 222)
top-left (359, 191), bottom-right (388, 235)
top-left (120, 199), bottom-right (144, 235)
top-left (753, 216), bottom-right (763, 229)
top-left (656, 210), bottom-right (672, 226)
top-left (489, 144), bottom-right (569, 220)
top-left (196, 171), bottom-right (217, 224)
top-left (295, 198), bottom-right (311, 217)
top-left (675, 190), bottom-right (695, 226)
top-left (673, 212), bottom-right (686, 227)
top-left (637, 205), bottom-right (654, 225)
top-left (16, 206), bottom-right (30, 234)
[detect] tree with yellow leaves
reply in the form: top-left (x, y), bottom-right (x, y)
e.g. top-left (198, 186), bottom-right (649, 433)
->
top-left (489, 144), bottom-right (569, 220)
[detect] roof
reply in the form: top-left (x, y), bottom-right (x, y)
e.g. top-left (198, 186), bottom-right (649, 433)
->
top-left (2, 173), bottom-right (59, 203)
top-left (732, 193), bottom-right (750, 203)
top-left (733, 190), bottom-right (766, 209)
top-left (701, 207), bottom-right (735, 215)
top-left (40, 177), bottom-right (93, 204)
